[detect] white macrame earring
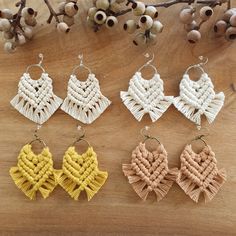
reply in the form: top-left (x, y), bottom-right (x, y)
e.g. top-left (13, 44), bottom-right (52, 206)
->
top-left (173, 56), bottom-right (225, 128)
top-left (120, 53), bottom-right (173, 122)
top-left (10, 54), bottom-right (63, 125)
top-left (61, 54), bottom-right (111, 124)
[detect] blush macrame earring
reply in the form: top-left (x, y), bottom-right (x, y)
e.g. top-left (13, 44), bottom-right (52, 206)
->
top-left (55, 126), bottom-right (108, 201)
top-left (10, 54), bottom-right (62, 125)
top-left (176, 133), bottom-right (226, 203)
top-left (173, 56), bottom-right (225, 129)
top-left (122, 126), bottom-right (178, 201)
top-left (61, 54), bottom-right (111, 124)
top-left (120, 53), bottom-right (173, 122)
top-left (9, 125), bottom-right (57, 200)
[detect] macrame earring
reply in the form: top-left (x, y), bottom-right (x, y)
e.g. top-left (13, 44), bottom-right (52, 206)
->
top-left (55, 126), bottom-right (108, 201)
top-left (173, 56), bottom-right (225, 128)
top-left (10, 54), bottom-right (62, 125)
top-left (176, 133), bottom-right (226, 203)
top-left (61, 54), bottom-right (111, 124)
top-left (122, 126), bottom-right (178, 201)
top-left (120, 53), bottom-right (173, 122)
top-left (9, 125), bottom-right (57, 200)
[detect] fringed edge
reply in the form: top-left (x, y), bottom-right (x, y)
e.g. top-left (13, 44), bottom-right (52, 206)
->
top-left (55, 169), bottom-right (108, 201)
top-left (120, 91), bottom-right (145, 122)
top-left (177, 168), bottom-right (227, 203)
top-left (176, 172), bottom-right (202, 203)
top-left (204, 92), bottom-right (225, 124)
top-left (10, 94), bottom-right (63, 125)
top-left (149, 96), bottom-right (174, 122)
top-left (173, 96), bottom-right (200, 125)
top-left (203, 168), bottom-right (227, 203)
top-left (122, 164), bottom-right (178, 201)
top-left (61, 95), bottom-right (111, 124)
top-left (153, 168), bottom-right (179, 201)
top-left (10, 167), bottom-right (57, 200)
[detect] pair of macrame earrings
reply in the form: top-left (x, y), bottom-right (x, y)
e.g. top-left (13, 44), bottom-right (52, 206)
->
top-left (10, 126), bottom-right (108, 200)
top-left (122, 127), bottom-right (226, 203)
top-left (10, 53), bottom-right (111, 125)
top-left (120, 54), bottom-right (225, 128)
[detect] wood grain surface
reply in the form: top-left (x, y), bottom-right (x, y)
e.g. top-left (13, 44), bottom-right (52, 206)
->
top-left (0, 0), bottom-right (235, 235)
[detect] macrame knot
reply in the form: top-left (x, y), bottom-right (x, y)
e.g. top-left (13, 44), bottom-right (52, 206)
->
top-left (61, 73), bottom-right (111, 124)
top-left (10, 144), bottom-right (57, 200)
top-left (176, 144), bottom-right (226, 203)
top-left (10, 72), bottom-right (62, 124)
top-left (122, 142), bottom-right (178, 201)
top-left (174, 73), bottom-right (225, 125)
top-left (120, 72), bottom-right (173, 122)
top-left (55, 146), bottom-right (108, 201)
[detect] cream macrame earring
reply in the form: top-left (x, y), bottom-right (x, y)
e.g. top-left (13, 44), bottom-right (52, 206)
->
top-left (61, 54), bottom-right (111, 124)
top-left (176, 133), bottom-right (226, 203)
top-left (10, 54), bottom-right (62, 125)
top-left (173, 56), bottom-right (225, 128)
top-left (122, 126), bottom-right (178, 201)
top-left (120, 53), bottom-right (173, 122)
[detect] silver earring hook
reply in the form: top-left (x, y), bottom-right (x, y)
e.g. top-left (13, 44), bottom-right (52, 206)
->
top-left (138, 53), bottom-right (158, 74)
top-left (72, 125), bottom-right (91, 147)
top-left (26, 53), bottom-right (46, 74)
top-left (140, 126), bottom-right (160, 144)
top-left (29, 124), bottom-right (46, 147)
top-left (185, 55), bottom-right (208, 75)
top-left (72, 54), bottom-right (92, 76)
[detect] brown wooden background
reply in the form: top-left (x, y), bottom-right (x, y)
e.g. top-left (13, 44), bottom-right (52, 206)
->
top-left (0, 0), bottom-right (236, 235)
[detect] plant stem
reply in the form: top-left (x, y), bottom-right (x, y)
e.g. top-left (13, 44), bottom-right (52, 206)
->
top-left (44, 0), bottom-right (60, 24)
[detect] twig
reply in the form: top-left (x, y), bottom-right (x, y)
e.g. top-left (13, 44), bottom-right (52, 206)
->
top-left (44, 0), bottom-right (60, 24)
top-left (11, 0), bottom-right (26, 38)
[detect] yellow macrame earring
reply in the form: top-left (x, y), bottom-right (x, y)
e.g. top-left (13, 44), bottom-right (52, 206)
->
top-left (9, 125), bottom-right (57, 200)
top-left (55, 126), bottom-right (108, 201)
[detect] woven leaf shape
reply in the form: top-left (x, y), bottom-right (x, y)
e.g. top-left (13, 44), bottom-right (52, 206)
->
top-left (61, 74), bottom-right (111, 124)
top-left (120, 72), bottom-right (173, 122)
top-left (176, 144), bottom-right (226, 203)
top-left (10, 144), bottom-right (57, 200)
top-left (173, 73), bottom-right (225, 126)
top-left (55, 146), bottom-right (108, 201)
top-left (122, 142), bottom-right (178, 201)
top-left (10, 73), bottom-right (62, 124)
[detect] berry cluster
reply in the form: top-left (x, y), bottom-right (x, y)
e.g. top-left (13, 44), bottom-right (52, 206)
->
top-left (214, 8), bottom-right (236, 40)
top-left (87, 0), bottom-right (126, 31)
top-left (123, 1), bottom-right (162, 46)
top-left (55, 0), bottom-right (79, 33)
top-left (179, 0), bottom-right (236, 43)
top-left (0, 1), bottom-right (37, 53)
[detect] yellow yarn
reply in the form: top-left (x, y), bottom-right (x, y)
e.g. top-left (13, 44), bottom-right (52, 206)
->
top-left (9, 144), bottom-right (57, 200)
top-left (55, 146), bottom-right (108, 201)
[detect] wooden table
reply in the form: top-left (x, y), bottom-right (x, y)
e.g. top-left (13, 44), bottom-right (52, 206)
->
top-left (0, 0), bottom-right (235, 235)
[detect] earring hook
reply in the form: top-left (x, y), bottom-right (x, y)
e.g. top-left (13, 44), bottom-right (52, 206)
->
top-left (78, 54), bottom-right (83, 66)
top-left (38, 53), bottom-right (44, 66)
top-left (140, 126), bottom-right (160, 144)
top-left (72, 125), bottom-right (91, 147)
top-left (29, 124), bottom-right (46, 147)
top-left (72, 54), bottom-right (92, 75)
top-left (26, 53), bottom-right (45, 73)
top-left (138, 53), bottom-right (158, 74)
top-left (185, 55), bottom-right (208, 75)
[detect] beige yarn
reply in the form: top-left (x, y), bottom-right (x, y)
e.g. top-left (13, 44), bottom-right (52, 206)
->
top-left (176, 144), bottom-right (226, 203)
top-left (122, 142), bottom-right (178, 201)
